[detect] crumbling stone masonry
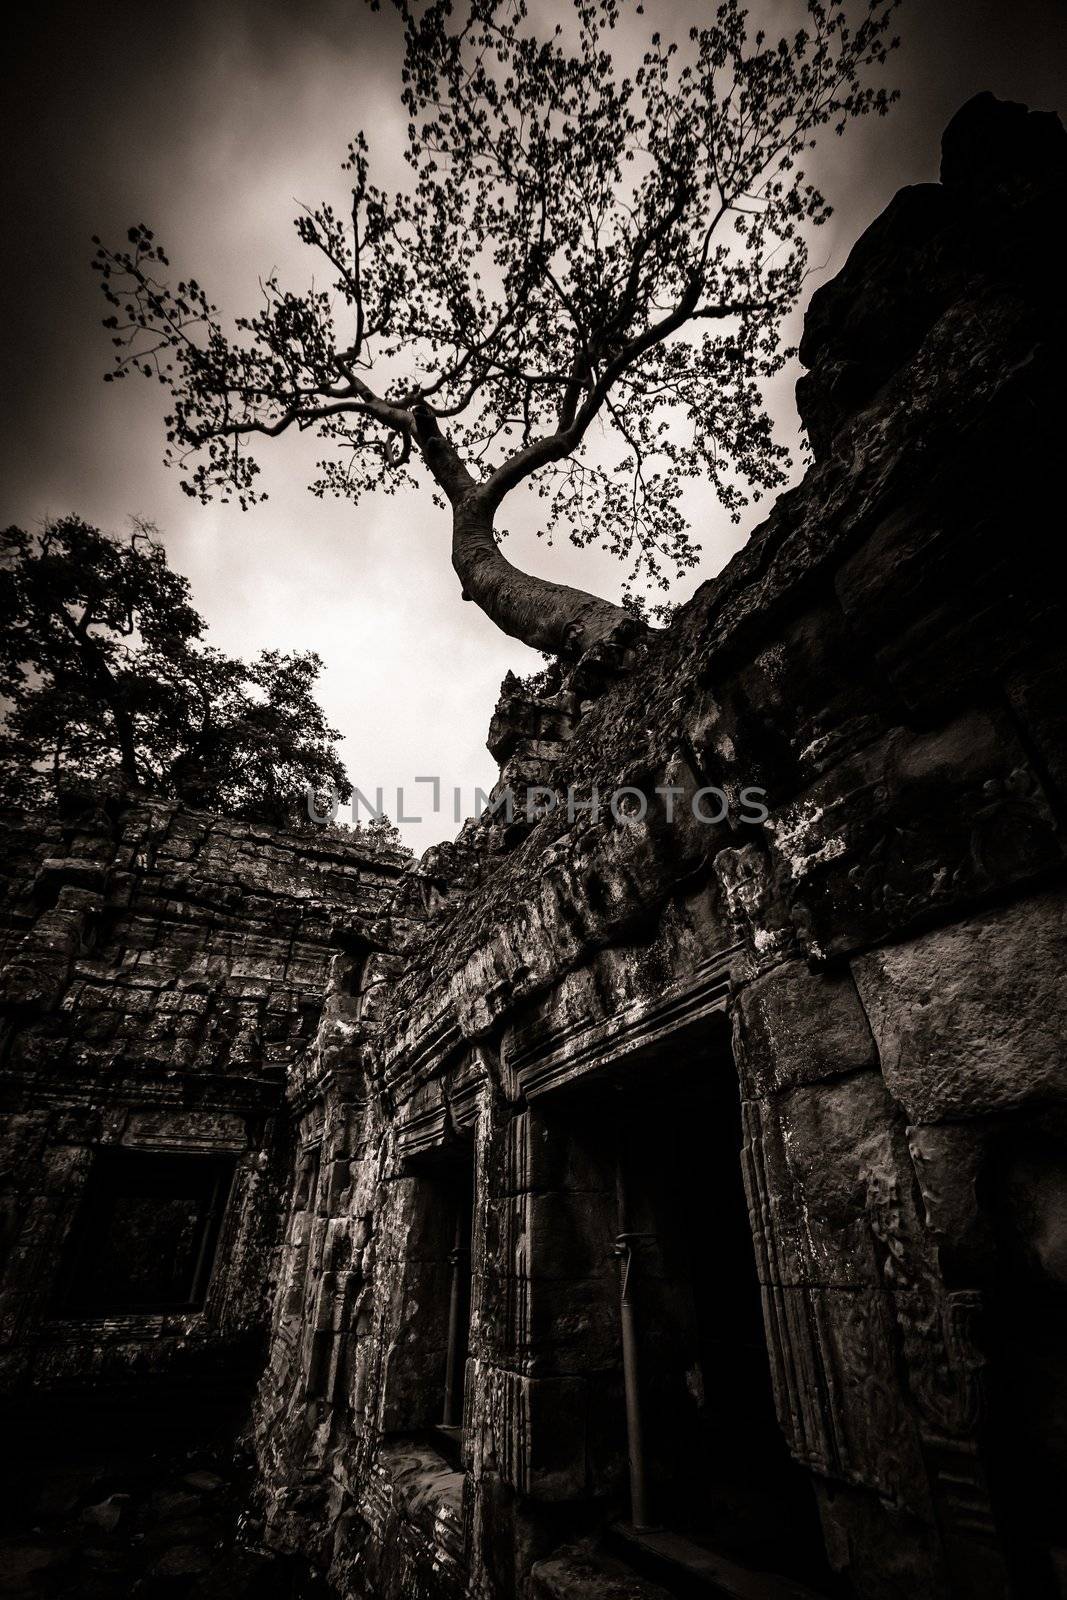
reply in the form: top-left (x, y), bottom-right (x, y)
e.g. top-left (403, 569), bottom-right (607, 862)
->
top-left (2, 92), bottom-right (1066, 1600)
top-left (250, 96), bottom-right (1067, 1600)
top-left (0, 800), bottom-right (409, 1392)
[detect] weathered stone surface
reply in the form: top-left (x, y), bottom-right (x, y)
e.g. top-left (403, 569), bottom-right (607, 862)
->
top-left (853, 891), bottom-right (1067, 1122)
top-left (0, 797), bottom-right (406, 1392)
top-left (149, 1541), bottom-right (214, 1578)
top-left (796, 182), bottom-right (954, 459)
top-left (377, 1443), bottom-right (465, 1541)
top-left (768, 709), bottom-right (1063, 962)
top-left (693, 599), bottom-right (897, 806)
top-left (497, 1273), bottom-right (620, 1376)
top-left (79, 1494), bottom-right (128, 1534)
top-left (798, 90), bottom-right (1067, 464)
top-left (760, 1280), bottom-right (930, 1513)
top-left (532, 1544), bottom-right (673, 1600)
top-left (743, 1071), bottom-right (924, 1289)
top-left (35, 857), bottom-right (109, 894)
top-left (478, 1367), bottom-right (590, 1502)
top-left (813, 1481), bottom-right (953, 1600)
top-left (733, 960), bottom-right (876, 1097)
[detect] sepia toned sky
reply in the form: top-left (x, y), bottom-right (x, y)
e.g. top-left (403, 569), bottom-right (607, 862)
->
top-left (2, 0), bottom-right (1065, 852)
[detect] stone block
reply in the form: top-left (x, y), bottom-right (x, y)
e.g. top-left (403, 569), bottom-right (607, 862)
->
top-left (692, 599), bottom-right (896, 803)
top-left (762, 1283), bottom-right (928, 1513)
top-left (1004, 646), bottom-right (1067, 814)
top-left (34, 857), bottom-right (108, 895)
top-left (480, 1365), bottom-right (588, 1502)
top-left (121, 1110), bottom-right (251, 1153)
top-left (813, 1480), bottom-right (953, 1600)
top-left (376, 1265), bottom-right (452, 1432)
top-left (904, 1122), bottom-right (987, 1266)
top-left (831, 480), bottom-right (1056, 721)
top-left (522, 1191), bottom-right (617, 1282)
top-left (768, 711), bottom-right (1063, 960)
top-left (796, 182), bottom-right (954, 458)
top-left (504, 1108), bottom-right (614, 1196)
top-left (733, 960), bottom-right (876, 1097)
top-left (379, 1175), bottom-right (457, 1265)
top-left (852, 891), bottom-right (1067, 1121)
top-left (479, 1270), bottom-right (619, 1375)
top-left (743, 1072), bottom-right (920, 1289)
top-left (532, 1545), bottom-right (673, 1600)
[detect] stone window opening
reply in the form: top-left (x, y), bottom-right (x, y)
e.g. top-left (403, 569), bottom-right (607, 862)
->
top-left (384, 1138), bottom-right (475, 1470)
top-left (53, 1147), bottom-right (235, 1318)
top-left (343, 948), bottom-right (369, 999)
top-left (332, 935), bottom-right (372, 1016)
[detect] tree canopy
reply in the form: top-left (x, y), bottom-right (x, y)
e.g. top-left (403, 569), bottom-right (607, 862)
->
top-left (0, 516), bottom-right (352, 826)
top-left (94, 0), bottom-right (901, 660)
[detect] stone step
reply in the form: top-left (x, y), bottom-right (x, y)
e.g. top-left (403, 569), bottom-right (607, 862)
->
top-left (608, 1522), bottom-right (831, 1600)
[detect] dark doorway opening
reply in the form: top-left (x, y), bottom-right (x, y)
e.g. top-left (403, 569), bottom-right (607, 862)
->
top-left (391, 1138), bottom-right (475, 1468)
top-left (982, 1130), bottom-right (1067, 1599)
top-left (55, 1147), bottom-right (235, 1317)
top-left (434, 1145), bottom-right (475, 1468)
top-left (609, 1049), bottom-right (840, 1596)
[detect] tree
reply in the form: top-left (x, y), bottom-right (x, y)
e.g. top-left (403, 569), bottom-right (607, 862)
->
top-left (0, 515), bottom-right (352, 825)
top-left (93, 0), bottom-right (900, 661)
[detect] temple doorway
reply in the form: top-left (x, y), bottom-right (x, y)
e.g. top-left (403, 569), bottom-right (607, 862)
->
top-left (607, 1051), bottom-right (840, 1596)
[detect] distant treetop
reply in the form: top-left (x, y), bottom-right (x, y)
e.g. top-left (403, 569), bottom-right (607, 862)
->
top-left (0, 515), bottom-right (354, 830)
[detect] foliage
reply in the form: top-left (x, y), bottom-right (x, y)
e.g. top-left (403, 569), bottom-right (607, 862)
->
top-left (0, 516), bottom-right (352, 825)
top-left (312, 810), bottom-right (410, 857)
top-left (93, 0), bottom-right (900, 614)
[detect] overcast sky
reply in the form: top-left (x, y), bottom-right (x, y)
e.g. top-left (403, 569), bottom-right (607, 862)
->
top-left (3, 0), bottom-right (1065, 852)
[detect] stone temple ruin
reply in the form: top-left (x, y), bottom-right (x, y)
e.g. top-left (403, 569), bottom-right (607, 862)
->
top-left (2, 94), bottom-right (1066, 1600)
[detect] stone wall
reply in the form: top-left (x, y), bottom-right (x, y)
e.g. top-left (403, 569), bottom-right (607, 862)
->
top-left (251, 96), bottom-right (1067, 1600)
top-left (0, 797), bottom-right (409, 1392)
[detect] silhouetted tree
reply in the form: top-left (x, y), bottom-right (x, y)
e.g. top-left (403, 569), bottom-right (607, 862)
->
top-left (0, 515), bottom-right (352, 825)
top-left (94, 0), bottom-right (900, 660)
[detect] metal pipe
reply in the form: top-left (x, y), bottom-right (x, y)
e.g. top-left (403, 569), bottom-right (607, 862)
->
top-left (442, 1208), bottom-right (468, 1428)
top-left (189, 1164), bottom-right (232, 1308)
top-left (614, 1146), bottom-right (656, 1531)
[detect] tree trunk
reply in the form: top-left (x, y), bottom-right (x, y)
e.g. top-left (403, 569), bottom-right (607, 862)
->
top-left (451, 496), bottom-right (640, 661)
top-left (56, 609), bottom-right (141, 789)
